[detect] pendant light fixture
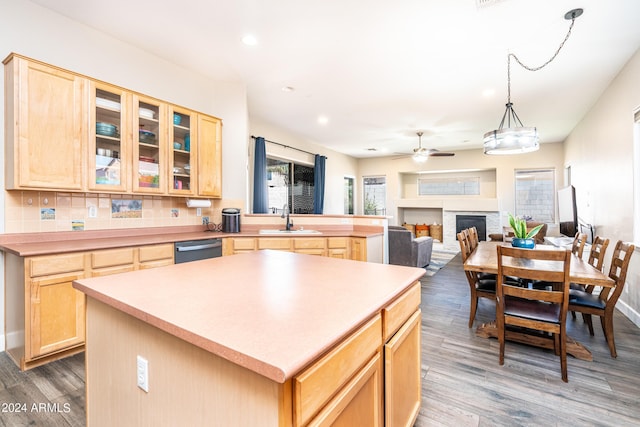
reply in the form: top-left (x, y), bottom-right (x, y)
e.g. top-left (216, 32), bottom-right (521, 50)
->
top-left (483, 8), bottom-right (583, 155)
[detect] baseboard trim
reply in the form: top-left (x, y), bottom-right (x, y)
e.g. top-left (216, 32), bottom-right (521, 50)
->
top-left (617, 299), bottom-right (640, 328)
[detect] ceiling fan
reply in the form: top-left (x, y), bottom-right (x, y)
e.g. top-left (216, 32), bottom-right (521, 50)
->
top-left (393, 131), bottom-right (455, 162)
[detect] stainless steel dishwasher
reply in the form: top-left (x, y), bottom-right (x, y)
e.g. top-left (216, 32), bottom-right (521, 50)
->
top-left (174, 238), bottom-right (222, 263)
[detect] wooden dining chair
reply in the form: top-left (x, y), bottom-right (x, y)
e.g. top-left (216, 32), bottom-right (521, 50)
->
top-left (570, 236), bottom-right (610, 319)
top-left (468, 227), bottom-right (479, 251)
top-left (570, 236), bottom-right (610, 293)
top-left (571, 232), bottom-right (588, 258)
top-left (496, 245), bottom-right (572, 382)
top-left (458, 231), bottom-right (496, 328)
top-left (568, 240), bottom-right (635, 358)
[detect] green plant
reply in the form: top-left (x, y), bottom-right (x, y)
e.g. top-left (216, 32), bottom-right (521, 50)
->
top-left (364, 194), bottom-right (378, 215)
top-left (508, 213), bottom-right (544, 239)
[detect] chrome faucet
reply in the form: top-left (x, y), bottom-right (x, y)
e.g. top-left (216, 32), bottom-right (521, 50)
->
top-left (281, 203), bottom-right (293, 231)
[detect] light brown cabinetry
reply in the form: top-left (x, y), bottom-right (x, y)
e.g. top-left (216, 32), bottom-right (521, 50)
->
top-left (382, 282), bottom-right (422, 427)
top-left (80, 264), bottom-right (421, 426)
top-left (4, 53), bottom-right (222, 197)
top-left (89, 82), bottom-right (130, 192)
top-left (293, 237), bottom-right (326, 256)
top-left (4, 243), bottom-right (174, 370)
top-left (294, 314), bottom-right (383, 426)
top-left (223, 237), bottom-right (257, 255)
top-left (327, 237), bottom-right (350, 259)
top-left (90, 247), bottom-right (136, 277)
top-left (223, 236), bottom-right (353, 259)
top-left (168, 105), bottom-right (197, 195)
top-left (295, 283), bottom-right (421, 427)
top-left (4, 55), bottom-right (87, 191)
top-left (132, 94), bottom-right (167, 193)
top-left (351, 237), bottom-right (367, 261)
top-left (197, 114), bottom-right (223, 197)
top-left (258, 237), bottom-right (293, 251)
top-left (138, 244), bottom-right (174, 269)
top-left (26, 254), bottom-right (86, 363)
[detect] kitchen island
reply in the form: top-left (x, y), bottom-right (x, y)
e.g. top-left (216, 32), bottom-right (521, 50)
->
top-left (73, 250), bottom-right (424, 426)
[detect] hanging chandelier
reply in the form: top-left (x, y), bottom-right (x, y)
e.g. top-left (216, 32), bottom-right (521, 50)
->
top-left (483, 8), bottom-right (583, 155)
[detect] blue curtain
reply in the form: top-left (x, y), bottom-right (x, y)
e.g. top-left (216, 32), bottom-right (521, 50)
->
top-left (253, 137), bottom-right (268, 213)
top-left (313, 155), bottom-right (326, 214)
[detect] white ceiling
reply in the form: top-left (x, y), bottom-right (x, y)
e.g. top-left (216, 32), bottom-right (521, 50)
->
top-left (30, 0), bottom-right (640, 158)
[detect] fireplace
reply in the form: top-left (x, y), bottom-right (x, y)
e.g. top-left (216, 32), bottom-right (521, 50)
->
top-left (456, 215), bottom-right (487, 241)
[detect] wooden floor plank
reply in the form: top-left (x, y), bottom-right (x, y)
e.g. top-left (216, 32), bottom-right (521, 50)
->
top-left (415, 253), bottom-right (640, 427)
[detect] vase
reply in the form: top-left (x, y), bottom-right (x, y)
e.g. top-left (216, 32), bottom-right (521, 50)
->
top-left (511, 238), bottom-right (535, 249)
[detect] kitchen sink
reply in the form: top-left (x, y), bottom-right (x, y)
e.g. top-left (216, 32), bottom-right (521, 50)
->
top-left (259, 229), bottom-right (322, 235)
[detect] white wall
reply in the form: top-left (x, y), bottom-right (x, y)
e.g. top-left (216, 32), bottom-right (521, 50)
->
top-left (564, 48), bottom-right (640, 325)
top-left (357, 142), bottom-right (566, 226)
top-left (0, 0), bottom-right (250, 351)
top-left (249, 117), bottom-right (359, 215)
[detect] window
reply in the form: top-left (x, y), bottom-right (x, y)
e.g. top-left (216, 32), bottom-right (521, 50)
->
top-left (266, 157), bottom-right (314, 214)
top-left (344, 177), bottom-right (354, 215)
top-left (514, 169), bottom-right (555, 222)
top-left (363, 176), bottom-right (386, 215)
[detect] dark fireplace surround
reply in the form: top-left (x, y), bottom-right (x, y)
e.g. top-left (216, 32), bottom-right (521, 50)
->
top-left (456, 215), bottom-right (487, 241)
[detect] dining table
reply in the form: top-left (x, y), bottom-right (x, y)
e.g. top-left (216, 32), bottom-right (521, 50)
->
top-left (464, 241), bottom-right (614, 361)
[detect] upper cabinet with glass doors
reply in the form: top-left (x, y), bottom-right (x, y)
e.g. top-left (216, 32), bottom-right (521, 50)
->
top-left (89, 82), bottom-right (129, 192)
top-left (132, 94), bottom-right (167, 193)
top-left (4, 53), bottom-right (222, 197)
top-left (168, 105), bottom-right (197, 196)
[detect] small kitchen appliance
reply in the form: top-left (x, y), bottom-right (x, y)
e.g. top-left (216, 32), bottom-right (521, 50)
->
top-left (222, 208), bottom-right (241, 233)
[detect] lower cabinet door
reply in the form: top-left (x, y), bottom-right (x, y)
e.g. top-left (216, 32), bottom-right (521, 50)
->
top-left (308, 351), bottom-right (383, 427)
top-left (384, 309), bottom-right (422, 427)
top-left (327, 248), bottom-right (348, 259)
top-left (29, 273), bottom-right (86, 358)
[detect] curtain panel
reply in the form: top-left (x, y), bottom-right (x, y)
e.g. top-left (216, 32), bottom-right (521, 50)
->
top-left (252, 136), bottom-right (268, 213)
top-left (313, 155), bottom-right (326, 214)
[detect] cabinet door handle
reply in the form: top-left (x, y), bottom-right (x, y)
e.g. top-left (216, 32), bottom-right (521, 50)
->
top-left (176, 243), bottom-right (221, 252)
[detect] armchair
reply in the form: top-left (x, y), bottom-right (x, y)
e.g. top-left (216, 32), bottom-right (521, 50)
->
top-left (388, 225), bottom-right (433, 268)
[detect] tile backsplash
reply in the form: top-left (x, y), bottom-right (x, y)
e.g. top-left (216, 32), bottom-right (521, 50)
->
top-left (4, 191), bottom-right (242, 233)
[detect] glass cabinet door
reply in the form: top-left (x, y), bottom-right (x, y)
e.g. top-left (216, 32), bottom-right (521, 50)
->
top-left (132, 94), bottom-right (166, 193)
top-left (168, 105), bottom-right (197, 195)
top-left (89, 83), bottom-right (129, 191)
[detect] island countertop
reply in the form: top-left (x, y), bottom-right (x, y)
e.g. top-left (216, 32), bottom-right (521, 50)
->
top-left (72, 250), bottom-right (424, 383)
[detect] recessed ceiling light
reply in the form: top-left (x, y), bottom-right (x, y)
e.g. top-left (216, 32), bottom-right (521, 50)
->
top-left (242, 34), bottom-right (258, 46)
top-left (482, 88), bottom-right (495, 98)
top-left (317, 116), bottom-right (329, 125)
top-left (281, 86), bottom-right (295, 92)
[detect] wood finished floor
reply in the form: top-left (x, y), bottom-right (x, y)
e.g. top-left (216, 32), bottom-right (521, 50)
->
top-left (414, 253), bottom-right (640, 427)
top-left (1, 253), bottom-right (639, 426)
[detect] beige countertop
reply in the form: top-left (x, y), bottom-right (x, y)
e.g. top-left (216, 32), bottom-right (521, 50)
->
top-left (0, 225), bottom-right (383, 257)
top-left (73, 250), bottom-right (424, 383)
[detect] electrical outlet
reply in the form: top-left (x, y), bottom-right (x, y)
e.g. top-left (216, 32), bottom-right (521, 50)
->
top-left (202, 216), bottom-right (209, 225)
top-left (137, 355), bottom-right (149, 392)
